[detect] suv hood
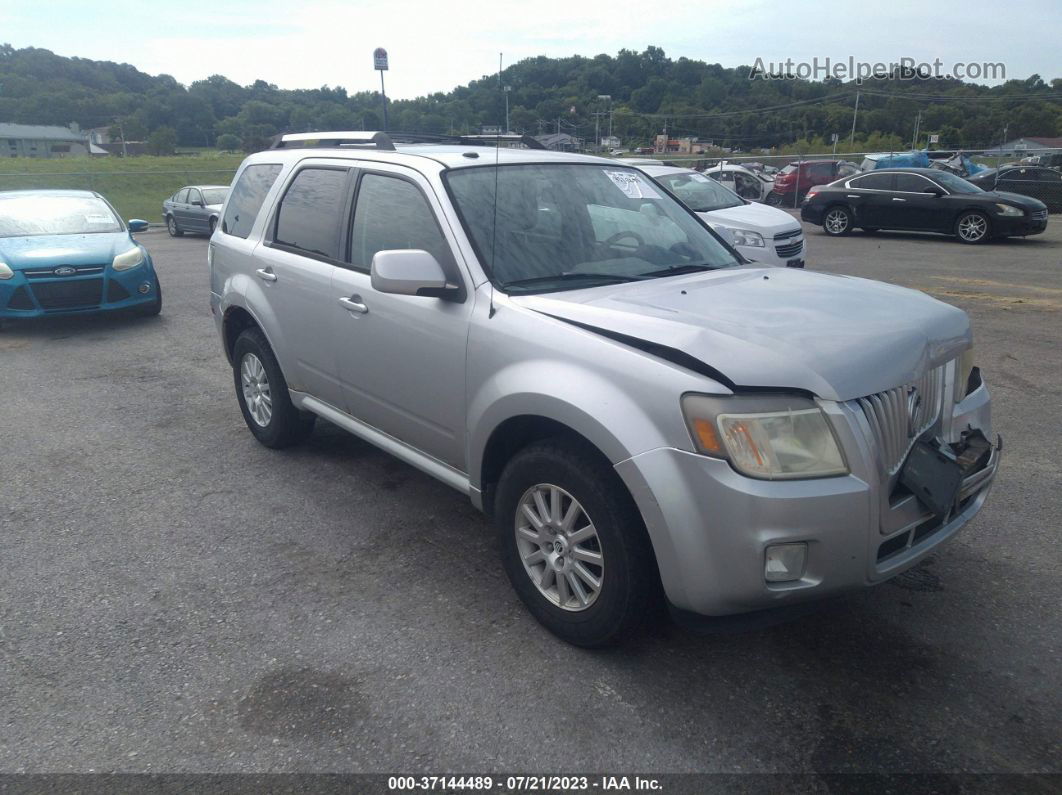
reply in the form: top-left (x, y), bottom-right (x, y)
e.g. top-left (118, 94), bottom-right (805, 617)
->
top-left (697, 202), bottom-right (801, 235)
top-left (0, 233), bottom-right (136, 270)
top-left (512, 267), bottom-right (970, 401)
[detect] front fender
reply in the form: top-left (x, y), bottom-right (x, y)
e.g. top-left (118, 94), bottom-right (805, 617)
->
top-left (467, 358), bottom-right (678, 493)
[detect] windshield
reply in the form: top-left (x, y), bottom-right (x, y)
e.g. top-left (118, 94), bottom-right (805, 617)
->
top-left (932, 172), bottom-right (983, 194)
top-left (202, 188), bottom-right (229, 205)
top-left (0, 194), bottom-right (122, 237)
top-left (445, 164), bottom-right (739, 294)
top-left (653, 171), bottom-right (744, 212)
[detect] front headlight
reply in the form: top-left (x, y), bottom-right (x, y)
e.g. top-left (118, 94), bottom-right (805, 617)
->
top-left (0, 261), bottom-right (13, 280)
top-left (729, 229), bottom-right (765, 248)
top-left (682, 394), bottom-right (848, 480)
top-left (112, 247), bottom-right (145, 271)
top-left (995, 203), bottom-right (1023, 217)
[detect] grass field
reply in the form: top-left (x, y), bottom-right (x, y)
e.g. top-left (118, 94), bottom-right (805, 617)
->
top-left (0, 153), bottom-right (245, 222)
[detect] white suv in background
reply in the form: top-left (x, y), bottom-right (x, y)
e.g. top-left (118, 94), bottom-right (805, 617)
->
top-left (638, 164), bottom-right (807, 268)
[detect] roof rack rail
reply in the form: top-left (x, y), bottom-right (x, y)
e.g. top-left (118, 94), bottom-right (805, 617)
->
top-left (270, 131), bottom-right (396, 151)
top-left (269, 130), bottom-right (548, 152)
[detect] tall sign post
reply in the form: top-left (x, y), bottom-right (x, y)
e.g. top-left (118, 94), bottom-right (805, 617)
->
top-left (374, 47), bottom-right (389, 130)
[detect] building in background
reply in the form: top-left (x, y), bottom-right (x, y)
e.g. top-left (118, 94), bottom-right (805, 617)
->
top-left (654, 135), bottom-right (712, 155)
top-left (982, 136), bottom-right (1062, 157)
top-left (0, 123), bottom-right (90, 158)
top-left (535, 132), bottom-right (583, 151)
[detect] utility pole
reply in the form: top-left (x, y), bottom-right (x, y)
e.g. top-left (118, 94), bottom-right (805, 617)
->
top-left (849, 90), bottom-right (860, 147)
top-left (504, 86), bottom-right (511, 133)
top-left (912, 110), bottom-right (922, 150)
top-left (117, 120), bottom-right (128, 158)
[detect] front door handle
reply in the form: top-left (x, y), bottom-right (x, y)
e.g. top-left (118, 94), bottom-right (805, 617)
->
top-left (892, 197), bottom-right (906, 202)
top-left (255, 268), bottom-right (278, 282)
top-left (339, 296), bottom-right (369, 314)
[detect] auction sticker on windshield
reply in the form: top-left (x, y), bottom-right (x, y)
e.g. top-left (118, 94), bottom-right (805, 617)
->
top-left (603, 170), bottom-right (661, 200)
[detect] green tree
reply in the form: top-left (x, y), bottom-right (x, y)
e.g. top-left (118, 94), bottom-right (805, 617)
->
top-left (146, 126), bottom-right (176, 155)
top-left (216, 133), bottom-right (241, 152)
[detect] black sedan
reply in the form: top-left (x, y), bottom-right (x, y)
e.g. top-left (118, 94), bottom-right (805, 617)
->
top-left (966, 166), bottom-right (1062, 213)
top-left (801, 168), bottom-right (1048, 244)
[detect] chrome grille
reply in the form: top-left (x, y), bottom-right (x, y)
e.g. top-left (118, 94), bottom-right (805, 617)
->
top-left (1031, 209), bottom-right (1048, 221)
top-left (854, 364), bottom-right (947, 475)
top-left (775, 240), bottom-right (804, 258)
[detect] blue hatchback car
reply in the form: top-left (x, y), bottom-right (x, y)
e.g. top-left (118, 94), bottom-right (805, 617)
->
top-left (0, 190), bottom-right (161, 320)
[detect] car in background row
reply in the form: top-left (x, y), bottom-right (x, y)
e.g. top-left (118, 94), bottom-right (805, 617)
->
top-left (0, 189), bottom-right (161, 320)
top-left (163, 185), bottom-right (230, 237)
top-left (769, 160), bottom-right (859, 207)
top-left (801, 168), bottom-right (1048, 244)
top-left (705, 163), bottom-right (776, 203)
top-left (639, 163), bottom-right (805, 267)
top-left (966, 166), bottom-right (1062, 213)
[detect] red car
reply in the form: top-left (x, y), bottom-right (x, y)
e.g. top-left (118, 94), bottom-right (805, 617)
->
top-left (769, 160), bottom-right (859, 206)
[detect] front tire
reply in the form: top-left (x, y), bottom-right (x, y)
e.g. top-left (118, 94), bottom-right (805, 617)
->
top-left (232, 328), bottom-right (315, 448)
top-left (495, 439), bottom-right (659, 647)
top-left (823, 205), bottom-right (853, 236)
top-left (166, 216), bottom-right (183, 237)
top-left (208, 217), bottom-right (218, 236)
top-left (955, 211), bottom-right (990, 244)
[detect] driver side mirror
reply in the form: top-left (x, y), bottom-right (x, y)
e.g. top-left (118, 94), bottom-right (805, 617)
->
top-left (923, 186), bottom-right (945, 197)
top-left (370, 249), bottom-right (459, 298)
top-left (127, 219), bottom-right (149, 232)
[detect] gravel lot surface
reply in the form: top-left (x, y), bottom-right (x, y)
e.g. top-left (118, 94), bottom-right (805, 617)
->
top-left (1, 221), bottom-right (1059, 775)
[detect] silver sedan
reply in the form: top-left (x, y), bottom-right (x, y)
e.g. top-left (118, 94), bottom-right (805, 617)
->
top-left (162, 185), bottom-right (229, 237)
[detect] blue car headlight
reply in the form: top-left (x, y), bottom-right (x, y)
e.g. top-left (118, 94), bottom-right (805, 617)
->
top-left (113, 247), bottom-right (146, 271)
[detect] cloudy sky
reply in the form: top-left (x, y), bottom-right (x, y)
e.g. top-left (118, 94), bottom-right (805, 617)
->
top-left (2, 0), bottom-right (1059, 98)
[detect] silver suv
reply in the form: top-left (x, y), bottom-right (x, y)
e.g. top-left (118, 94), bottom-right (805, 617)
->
top-left (209, 132), bottom-right (1000, 646)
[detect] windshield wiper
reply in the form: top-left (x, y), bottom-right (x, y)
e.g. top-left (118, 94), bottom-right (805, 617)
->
top-left (637, 263), bottom-right (720, 278)
top-left (501, 272), bottom-right (648, 292)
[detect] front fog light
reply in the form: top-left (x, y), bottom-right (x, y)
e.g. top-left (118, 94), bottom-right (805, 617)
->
top-left (138, 282), bottom-right (151, 294)
top-left (765, 543), bottom-right (807, 583)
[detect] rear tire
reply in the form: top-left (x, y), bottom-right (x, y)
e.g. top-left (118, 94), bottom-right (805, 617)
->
top-left (495, 438), bottom-right (659, 647)
top-left (166, 216), bottom-right (183, 237)
top-left (766, 192), bottom-right (783, 206)
top-left (823, 205), bottom-right (853, 236)
top-left (955, 211), bottom-right (990, 244)
top-left (232, 328), bottom-right (315, 449)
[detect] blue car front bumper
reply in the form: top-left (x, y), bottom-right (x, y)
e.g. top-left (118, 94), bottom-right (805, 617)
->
top-left (0, 262), bottom-right (159, 318)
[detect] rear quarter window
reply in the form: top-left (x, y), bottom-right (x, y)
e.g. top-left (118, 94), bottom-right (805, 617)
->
top-left (222, 164), bottom-right (283, 239)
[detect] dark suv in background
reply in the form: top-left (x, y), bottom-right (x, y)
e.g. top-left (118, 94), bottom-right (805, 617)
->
top-left (769, 160), bottom-right (858, 206)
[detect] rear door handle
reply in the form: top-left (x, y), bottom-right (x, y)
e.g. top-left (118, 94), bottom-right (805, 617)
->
top-left (846, 195), bottom-right (860, 199)
top-left (339, 296), bottom-right (369, 314)
top-left (892, 197), bottom-right (906, 202)
top-left (255, 268), bottom-right (278, 282)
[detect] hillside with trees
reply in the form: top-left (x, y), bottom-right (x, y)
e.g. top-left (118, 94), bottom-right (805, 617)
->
top-left (0, 43), bottom-right (1059, 153)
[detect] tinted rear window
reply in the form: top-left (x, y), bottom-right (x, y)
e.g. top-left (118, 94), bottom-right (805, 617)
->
top-left (273, 167), bottom-right (348, 260)
top-left (222, 164), bottom-right (282, 239)
top-left (851, 173), bottom-right (893, 190)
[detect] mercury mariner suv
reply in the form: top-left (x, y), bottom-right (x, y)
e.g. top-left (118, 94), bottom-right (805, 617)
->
top-left (209, 132), bottom-right (1000, 647)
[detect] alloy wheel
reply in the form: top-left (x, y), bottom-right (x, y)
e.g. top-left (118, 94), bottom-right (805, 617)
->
top-left (824, 208), bottom-right (849, 234)
top-left (515, 484), bottom-right (604, 611)
top-left (957, 214), bottom-right (987, 242)
top-left (240, 353), bottom-right (272, 427)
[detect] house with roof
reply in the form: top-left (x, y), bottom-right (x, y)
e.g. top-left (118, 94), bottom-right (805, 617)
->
top-left (0, 122), bottom-right (91, 158)
top-left (981, 136), bottom-right (1062, 156)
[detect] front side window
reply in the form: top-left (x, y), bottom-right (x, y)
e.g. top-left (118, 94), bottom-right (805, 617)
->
top-left (894, 173), bottom-right (934, 192)
top-left (0, 194), bottom-right (122, 237)
top-left (850, 173), bottom-right (893, 190)
top-left (222, 163), bottom-right (282, 239)
top-left (273, 167), bottom-right (348, 260)
top-left (350, 174), bottom-right (451, 271)
top-left (445, 163), bottom-right (739, 293)
top-left (654, 171), bottom-right (743, 212)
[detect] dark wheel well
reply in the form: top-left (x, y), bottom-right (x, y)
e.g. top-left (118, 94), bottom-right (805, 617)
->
top-left (480, 416), bottom-right (611, 518)
top-left (222, 306), bottom-right (259, 364)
